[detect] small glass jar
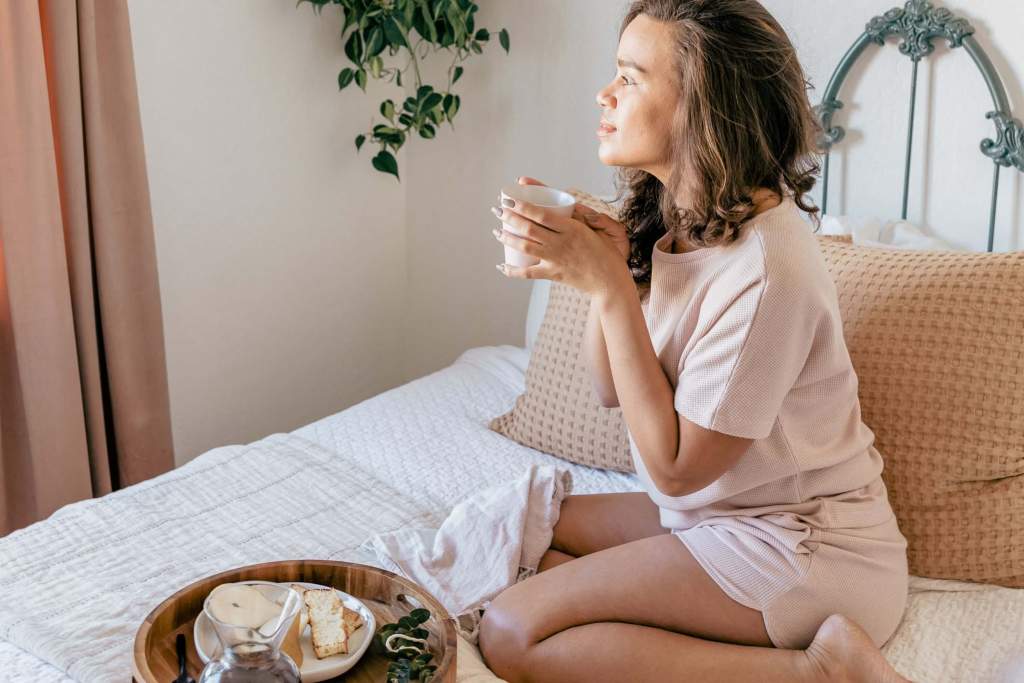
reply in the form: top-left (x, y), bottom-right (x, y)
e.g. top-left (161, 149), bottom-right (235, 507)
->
top-left (198, 581), bottom-right (302, 683)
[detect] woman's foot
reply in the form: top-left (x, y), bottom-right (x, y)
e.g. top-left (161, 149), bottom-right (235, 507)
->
top-left (803, 613), bottom-right (912, 683)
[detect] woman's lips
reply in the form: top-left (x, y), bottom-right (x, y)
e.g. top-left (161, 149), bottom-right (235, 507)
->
top-left (597, 123), bottom-right (617, 136)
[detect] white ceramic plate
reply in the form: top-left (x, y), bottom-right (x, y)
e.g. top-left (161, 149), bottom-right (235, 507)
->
top-left (194, 581), bottom-right (377, 683)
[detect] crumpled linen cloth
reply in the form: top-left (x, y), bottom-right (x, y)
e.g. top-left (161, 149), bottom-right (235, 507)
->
top-left (360, 464), bottom-right (573, 644)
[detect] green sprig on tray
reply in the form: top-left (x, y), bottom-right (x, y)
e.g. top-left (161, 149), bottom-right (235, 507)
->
top-left (373, 607), bottom-right (437, 682)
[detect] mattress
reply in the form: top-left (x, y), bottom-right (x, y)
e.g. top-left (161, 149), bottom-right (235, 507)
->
top-left (0, 344), bottom-right (1021, 682)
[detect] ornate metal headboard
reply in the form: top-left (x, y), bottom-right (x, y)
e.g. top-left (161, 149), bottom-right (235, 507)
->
top-left (813, 0), bottom-right (1024, 252)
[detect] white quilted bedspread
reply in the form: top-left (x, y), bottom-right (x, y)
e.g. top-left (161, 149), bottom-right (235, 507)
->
top-left (0, 345), bottom-right (1021, 683)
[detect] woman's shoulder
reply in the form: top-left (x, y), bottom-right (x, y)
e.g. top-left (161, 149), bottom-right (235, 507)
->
top-left (747, 202), bottom-right (830, 283)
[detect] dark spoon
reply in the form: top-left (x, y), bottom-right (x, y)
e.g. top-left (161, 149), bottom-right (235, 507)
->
top-left (172, 633), bottom-right (195, 683)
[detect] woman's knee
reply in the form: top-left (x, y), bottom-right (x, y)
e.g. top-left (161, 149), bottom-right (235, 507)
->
top-left (477, 590), bottom-right (539, 682)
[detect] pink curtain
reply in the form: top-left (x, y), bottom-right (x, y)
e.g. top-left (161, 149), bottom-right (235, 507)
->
top-left (0, 0), bottom-right (174, 534)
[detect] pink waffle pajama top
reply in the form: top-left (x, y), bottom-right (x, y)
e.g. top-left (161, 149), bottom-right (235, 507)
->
top-left (629, 195), bottom-right (910, 650)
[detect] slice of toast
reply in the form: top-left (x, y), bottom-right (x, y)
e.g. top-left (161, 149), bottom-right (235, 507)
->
top-left (342, 608), bottom-right (364, 636)
top-left (304, 588), bottom-right (349, 658)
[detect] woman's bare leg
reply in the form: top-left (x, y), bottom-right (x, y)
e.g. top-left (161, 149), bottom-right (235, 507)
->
top-left (521, 620), bottom-right (815, 682)
top-left (537, 491), bottom-right (666, 572)
top-left (481, 534), bottom-right (911, 683)
top-left (536, 548), bottom-right (575, 572)
top-left (551, 492), bottom-right (666, 556)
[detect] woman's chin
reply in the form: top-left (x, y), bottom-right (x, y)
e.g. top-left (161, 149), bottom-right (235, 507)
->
top-left (597, 147), bottom-right (632, 168)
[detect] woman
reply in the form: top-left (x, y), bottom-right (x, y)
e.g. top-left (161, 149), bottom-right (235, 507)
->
top-left (481, 1), bottom-right (913, 682)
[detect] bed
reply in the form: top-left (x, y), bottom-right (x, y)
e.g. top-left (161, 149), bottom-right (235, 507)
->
top-left (3, 1), bottom-right (1024, 681)
top-left (2, 341), bottom-right (1024, 682)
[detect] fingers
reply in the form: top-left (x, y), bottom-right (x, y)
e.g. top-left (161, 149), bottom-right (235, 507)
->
top-left (501, 198), bottom-right (571, 234)
top-left (494, 208), bottom-right (549, 244)
top-left (497, 261), bottom-right (549, 280)
top-left (517, 176), bottom-right (547, 187)
top-left (494, 225), bottom-right (544, 258)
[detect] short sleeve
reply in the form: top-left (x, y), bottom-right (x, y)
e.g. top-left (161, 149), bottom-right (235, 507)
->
top-left (674, 274), bottom-right (818, 440)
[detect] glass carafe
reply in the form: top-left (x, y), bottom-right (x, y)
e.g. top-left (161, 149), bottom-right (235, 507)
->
top-left (198, 581), bottom-right (302, 683)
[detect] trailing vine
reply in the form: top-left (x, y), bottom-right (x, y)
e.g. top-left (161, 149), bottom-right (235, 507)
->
top-left (298, 0), bottom-right (510, 181)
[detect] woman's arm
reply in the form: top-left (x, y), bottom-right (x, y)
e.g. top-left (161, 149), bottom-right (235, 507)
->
top-left (584, 296), bottom-right (619, 407)
top-left (596, 270), bottom-right (754, 497)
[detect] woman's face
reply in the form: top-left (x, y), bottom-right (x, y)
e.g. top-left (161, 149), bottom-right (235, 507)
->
top-left (595, 14), bottom-right (679, 184)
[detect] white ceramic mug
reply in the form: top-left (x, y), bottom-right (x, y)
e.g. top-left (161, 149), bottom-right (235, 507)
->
top-left (498, 183), bottom-right (576, 267)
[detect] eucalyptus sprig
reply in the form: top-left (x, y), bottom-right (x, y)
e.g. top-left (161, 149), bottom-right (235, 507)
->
top-left (372, 607), bottom-right (438, 682)
top-left (298, 0), bottom-right (511, 182)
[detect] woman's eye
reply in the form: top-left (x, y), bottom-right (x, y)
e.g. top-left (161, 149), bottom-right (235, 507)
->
top-left (619, 74), bottom-right (633, 85)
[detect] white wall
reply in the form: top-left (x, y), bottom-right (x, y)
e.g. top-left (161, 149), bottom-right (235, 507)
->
top-left (128, 0), bottom-right (1023, 466)
top-left (129, 0), bottom-right (409, 465)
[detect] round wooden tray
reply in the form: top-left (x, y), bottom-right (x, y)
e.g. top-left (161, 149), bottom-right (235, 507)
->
top-left (132, 559), bottom-right (457, 682)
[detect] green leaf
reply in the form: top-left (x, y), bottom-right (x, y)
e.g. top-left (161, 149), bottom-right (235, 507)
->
top-left (446, 4), bottom-right (464, 42)
top-left (499, 28), bottom-right (510, 53)
top-left (398, 113), bottom-right (413, 126)
top-left (366, 26), bottom-right (384, 56)
top-left (433, 0), bottom-right (449, 21)
top-left (344, 29), bottom-right (364, 63)
top-left (469, 41), bottom-right (482, 54)
top-left (383, 16), bottom-right (408, 48)
top-left (422, 92), bottom-right (443, 110)
top-left (381, 99), bottom-right (396, 122)
top-left (370, 55), bottom-right (384, 78)
top-left (452, 65), bottom-right (463, 83)
top-left (338, 67), bottom-right (355, 90)
top-left (402, 97), bottom-right (417, 113)
top-left (409, 608), bottom-right (431, 624)
top-left (396, 68), bottom-right (403, 87)
top-left (372, 150), bottom-right (400, 181)
top-left (416, 85), bottom-right (433, 100)
top-left (355, 68), bottom-right (367, 91)
top-left (474, 28), bottom-right (489, 41)
top-left (417, 2), bottom-right (437, 42)
top-left (355, 133), bottom-right (366, 151)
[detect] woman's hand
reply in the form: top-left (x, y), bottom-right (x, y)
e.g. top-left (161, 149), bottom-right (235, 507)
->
top-left (492, 179), bottom-right (630, 299)
top-left (516, 177), bottom-right (631, 262)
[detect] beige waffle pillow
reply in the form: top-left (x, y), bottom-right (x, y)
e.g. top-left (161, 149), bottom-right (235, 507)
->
top-left (817, 239), bottom-right (1024, 587)
top-left (488, 188), bottom-right (634, 473)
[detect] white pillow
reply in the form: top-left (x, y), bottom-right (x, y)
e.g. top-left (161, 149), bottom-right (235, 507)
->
top-left (818, 214), bottom-right (958, 250)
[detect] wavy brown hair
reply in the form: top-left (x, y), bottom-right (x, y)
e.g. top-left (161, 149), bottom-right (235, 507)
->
top-left (608, 0), bottom-right (823, 291)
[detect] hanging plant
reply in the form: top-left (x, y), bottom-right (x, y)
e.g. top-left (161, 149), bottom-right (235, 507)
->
top-left (298, 0), bottom-right (511, 182)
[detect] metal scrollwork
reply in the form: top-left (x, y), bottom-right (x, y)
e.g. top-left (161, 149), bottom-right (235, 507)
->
top-left (864, 0), bottom-right (974, 61)
top-left (812, 99), bottom-right (846, 152)
top-left (981, 111), bottom-right (1024, 171)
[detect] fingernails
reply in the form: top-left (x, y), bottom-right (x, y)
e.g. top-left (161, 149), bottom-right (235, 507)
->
top-left (490, 206), bottom-right (503, 218)
top-left (492, 228), bottom-right (501, 239)
top-left (501, 198), bottom-right (515, 208)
